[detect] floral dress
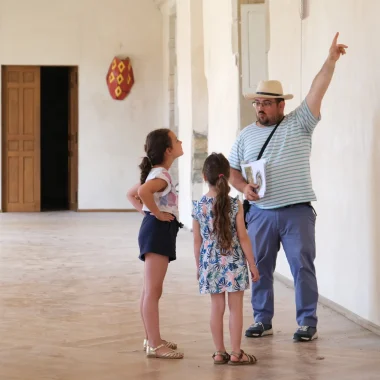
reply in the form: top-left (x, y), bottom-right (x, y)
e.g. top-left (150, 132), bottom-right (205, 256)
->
top-left (192, 195), bottom-right (250, 294)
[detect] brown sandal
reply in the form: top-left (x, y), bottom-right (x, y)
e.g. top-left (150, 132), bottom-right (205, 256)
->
top-left (212, 351), bottom-right (230, 365)
top-left (228, 349), bottom-right (257, 365)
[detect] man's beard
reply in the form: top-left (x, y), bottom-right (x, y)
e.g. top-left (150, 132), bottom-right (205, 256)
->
top-left (257, 112), bottom-right (280, 126)
top-left (257, 112), bottom-right (272, 126)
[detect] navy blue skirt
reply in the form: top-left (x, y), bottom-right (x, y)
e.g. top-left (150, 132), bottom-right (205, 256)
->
top-left (138, 212), bottom-right (182, 262)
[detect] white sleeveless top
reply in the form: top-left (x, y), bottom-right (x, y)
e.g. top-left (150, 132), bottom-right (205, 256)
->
top-left (142, 167), bottom-right (179, 219)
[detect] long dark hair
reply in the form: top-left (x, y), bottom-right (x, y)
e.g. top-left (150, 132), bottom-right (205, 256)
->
top-left (139, 128), bottom-right (172, 184)
top-left (202, 153), bottom-right (232, 253)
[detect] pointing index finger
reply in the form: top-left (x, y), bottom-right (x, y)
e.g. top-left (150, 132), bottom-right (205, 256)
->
top-left (331, 32), bottom-right (339, 46)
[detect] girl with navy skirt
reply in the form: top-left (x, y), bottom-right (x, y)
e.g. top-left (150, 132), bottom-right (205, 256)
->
top-left (127, 128), bottom-right (184, 359)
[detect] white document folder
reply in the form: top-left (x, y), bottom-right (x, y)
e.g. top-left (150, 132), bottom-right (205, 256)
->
top-left (241, 158), bottom-right (266, 198)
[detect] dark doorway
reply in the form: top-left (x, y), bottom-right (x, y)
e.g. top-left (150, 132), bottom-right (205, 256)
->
top-left (40, 67), bottom-right (69, 211)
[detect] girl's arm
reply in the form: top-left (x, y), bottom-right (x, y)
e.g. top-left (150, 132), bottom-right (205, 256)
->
top-left (138, 179), bottom-right (174, 222)
top-left (126, 183), bottom-right (144, 215)
top-left (236, 200), bottom-right (260, 281)
top-left (192, 219), bottom-right (202, 279)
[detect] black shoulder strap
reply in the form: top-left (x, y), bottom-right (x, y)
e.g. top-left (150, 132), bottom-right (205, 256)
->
top-left (257, 117), bottom-right (284, 160)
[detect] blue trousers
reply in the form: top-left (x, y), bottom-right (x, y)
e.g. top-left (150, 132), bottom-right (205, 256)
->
top-left (246, 203), bottom-right (318, 327)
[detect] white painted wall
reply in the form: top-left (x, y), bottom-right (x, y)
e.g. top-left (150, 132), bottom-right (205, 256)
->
top-left (0, 0), bottom-right (163, 209)
top-left (269, 0), bottom-right (380, 326)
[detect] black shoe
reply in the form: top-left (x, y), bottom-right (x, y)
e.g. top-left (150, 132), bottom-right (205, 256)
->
top-left (245, 322), bottom-right (273, 338)
top-left (293, 326), bottom-right (318, 342)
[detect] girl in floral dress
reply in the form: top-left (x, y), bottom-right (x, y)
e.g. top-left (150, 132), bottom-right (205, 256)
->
top-left (192, 153), bottom-right (260, 365)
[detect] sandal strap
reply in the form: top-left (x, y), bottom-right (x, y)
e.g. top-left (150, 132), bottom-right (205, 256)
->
top-left (230, 349), bottom-right (257, 364)
top-left (162, 340), bottom-right (177, 349)
top-left (212, 351), bottom-right (230, 360)
top-left (151, 343), bottom-right (165, 352)
top-left (159, 350), bottom-right (183, 359)
top-left (147, 344), bottom-right (184, 359)
top-left (230, 350), bottom-right (243, 360)
top-left (245, 353), bottom-right (257, 363)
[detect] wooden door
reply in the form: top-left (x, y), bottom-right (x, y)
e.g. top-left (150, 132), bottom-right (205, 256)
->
top-left (2, 66), bottom-right (41, 212)
top-left (68, 67), bottom-right (78, 211)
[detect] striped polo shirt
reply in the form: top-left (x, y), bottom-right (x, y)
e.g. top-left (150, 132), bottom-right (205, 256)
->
top-left (228, 100), bottom-right (320, 209)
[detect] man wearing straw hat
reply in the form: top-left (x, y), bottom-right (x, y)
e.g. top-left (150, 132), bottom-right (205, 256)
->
top-left (228, 33), bottom-right (347, 341)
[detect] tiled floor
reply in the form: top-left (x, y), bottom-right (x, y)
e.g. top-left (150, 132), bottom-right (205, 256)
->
top-left (0, 212), bottom-right (379, 379)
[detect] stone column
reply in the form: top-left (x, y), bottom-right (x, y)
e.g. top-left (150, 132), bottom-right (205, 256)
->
top-left (153, 0), bottom-right (179, 186)
top-left (202, 0), bottom-right (240, 198)
top-left (176, 0), bottom-right (208, 228)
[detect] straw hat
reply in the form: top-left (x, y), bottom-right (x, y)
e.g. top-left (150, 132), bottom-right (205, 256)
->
top-left (244, 80), bottom-right (293, 100)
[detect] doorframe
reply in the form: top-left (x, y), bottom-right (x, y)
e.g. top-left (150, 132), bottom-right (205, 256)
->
top-left (68, 66), bottom-right (79, 211)
top-left (1, 64), bottom-right (79, 212)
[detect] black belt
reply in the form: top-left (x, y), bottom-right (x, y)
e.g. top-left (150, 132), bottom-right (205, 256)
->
top-left (282, 202), bottom-right (311, 208)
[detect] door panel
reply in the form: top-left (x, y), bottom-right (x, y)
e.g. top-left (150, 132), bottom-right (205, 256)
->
top-left (2, 66), bottom-right (40, 212)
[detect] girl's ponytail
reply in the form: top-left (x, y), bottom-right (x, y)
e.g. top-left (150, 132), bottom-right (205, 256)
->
top-left (139, 156), bottom-right (152, 184)
top-left (213, 174), bottom-right (232, 254)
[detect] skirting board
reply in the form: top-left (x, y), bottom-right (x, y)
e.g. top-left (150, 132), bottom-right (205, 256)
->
top-left (274, 272), bottom-right (380, 336)
top-left (0, 209), bottom-right (138, 213)
top-left (78, 209), bottom-right (138, 212)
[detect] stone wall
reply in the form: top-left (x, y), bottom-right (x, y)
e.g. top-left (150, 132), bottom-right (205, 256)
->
top-left (192, 131), bottom-right (208, 184)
